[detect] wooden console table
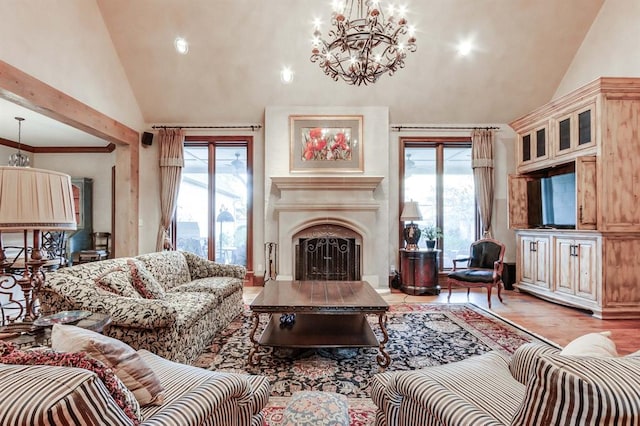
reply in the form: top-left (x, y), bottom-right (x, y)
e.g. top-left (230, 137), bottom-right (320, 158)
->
top-left (400, 249), bottom-right (441, 295)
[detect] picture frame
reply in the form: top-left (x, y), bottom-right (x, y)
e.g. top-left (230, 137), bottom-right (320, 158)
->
top-left (289, 115), bottom-right (364, 173)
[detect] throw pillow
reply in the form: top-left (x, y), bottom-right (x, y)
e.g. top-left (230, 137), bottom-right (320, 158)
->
top-left (560, 331), bottom-right (618, 357)
top-left (511, 354), bottom-right (640, 426)
top-left (127, 259), bottom-right (166, 299)
top-left (627, 349), bottom-right (640, 358)
top-left (0, 340), bottom-right (141, 425)
top-left (95, 266), bottom-right (141, 298)
top-left (51, 324), bottom-right (165, 406)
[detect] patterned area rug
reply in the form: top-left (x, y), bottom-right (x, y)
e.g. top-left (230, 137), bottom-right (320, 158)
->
top-left (193, 303), bottom-right (553, 425)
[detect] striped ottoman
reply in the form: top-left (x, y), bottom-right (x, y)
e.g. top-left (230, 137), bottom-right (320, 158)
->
top-left (282, 391), bottom-right (350, 426)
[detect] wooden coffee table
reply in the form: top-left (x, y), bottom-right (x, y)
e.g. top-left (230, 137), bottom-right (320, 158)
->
top-left (248, 280), bottom-right (391, 367)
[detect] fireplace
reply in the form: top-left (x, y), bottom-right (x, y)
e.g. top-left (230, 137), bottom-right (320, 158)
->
top-left (294, 224), bottom-right (361, 281)
top-left (268, 176), bottom-right (387, 288)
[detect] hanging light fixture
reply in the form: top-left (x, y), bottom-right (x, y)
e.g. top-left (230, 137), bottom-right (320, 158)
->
top-left (310, 0), bottom-right (417, 86)
top-left (8, 117), bottom-right (30, 167)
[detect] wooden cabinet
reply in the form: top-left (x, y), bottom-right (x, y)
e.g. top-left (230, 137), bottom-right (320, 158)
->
top-left (599, 97), bottom-right (640, 231)
top-left (509, 78), bottom-right (640, 319)
top-left (399, 249), bottom-right (440, 295)
top-left (516, 123), bottom-right (549, 172)
top-left (554, 236), bottom-right (598, 301)
top-left (552, 102), bottom-right (596, 160)
top-left (576, 156), bottom-right (597, 229)
top-left (517, 233), bottom-right (550, 290)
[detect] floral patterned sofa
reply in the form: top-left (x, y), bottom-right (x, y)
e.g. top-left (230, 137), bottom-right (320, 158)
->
top-left (39, 251), bottom-right (245, 364)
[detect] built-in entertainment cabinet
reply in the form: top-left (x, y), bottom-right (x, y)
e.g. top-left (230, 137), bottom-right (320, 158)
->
top-left (508, 77), bottom-right (640, 319)
top-left (514, 163), bottom-right (577, 230)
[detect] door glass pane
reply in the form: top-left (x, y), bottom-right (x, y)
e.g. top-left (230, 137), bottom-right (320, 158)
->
top-left (214, 147), bottom-right (248, 266)
top-left (442, 148), bottom-right (475, 268)
top-left (403, 144), bottom-right (476, 270)
top-left (404, 148), bottom-right (436, 240)
top-left (176, 146), bottom-right (209, 257)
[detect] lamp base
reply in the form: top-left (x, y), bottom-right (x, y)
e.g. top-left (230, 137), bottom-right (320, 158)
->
top-left (403, 223), bottom-right (421, 251)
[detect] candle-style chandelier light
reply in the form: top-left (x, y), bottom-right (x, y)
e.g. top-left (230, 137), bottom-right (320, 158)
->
top-left (310, 0), bottom-right (417, 86)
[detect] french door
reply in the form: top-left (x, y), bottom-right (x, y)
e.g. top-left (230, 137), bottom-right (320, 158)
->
top-left (173, 136), bottom-right (252, 272)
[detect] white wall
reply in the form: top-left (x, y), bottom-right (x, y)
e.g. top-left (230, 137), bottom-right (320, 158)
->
top-left (554, 0), bottom-right (640, 97)
top-left (0, 0), bottom-right (144, 130)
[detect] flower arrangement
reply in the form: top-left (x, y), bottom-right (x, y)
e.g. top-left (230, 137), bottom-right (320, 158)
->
top-left (302, 127), bottom-right (352, 161)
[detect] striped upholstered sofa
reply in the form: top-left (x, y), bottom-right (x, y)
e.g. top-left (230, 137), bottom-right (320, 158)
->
top-left (39, 250), bottom-right (245, 364)
top-left (372, 342), bottom-right (640, 425)
top-left (0, 348), bottom-right (270, 425)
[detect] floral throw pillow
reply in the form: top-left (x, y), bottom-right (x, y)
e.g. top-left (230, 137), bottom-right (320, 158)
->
top-left (0, 340), bottom-right (141, 424)
top-left (95, 266), bottom-right (141, 298)
top-left (127, 259), bottom-right (166, 299)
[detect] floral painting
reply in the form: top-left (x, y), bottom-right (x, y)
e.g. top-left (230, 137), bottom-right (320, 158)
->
top-left (290, 115), bottom-right (363, 172)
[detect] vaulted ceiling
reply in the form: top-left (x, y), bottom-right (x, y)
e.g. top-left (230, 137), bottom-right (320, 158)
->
top-left (1, 0), bottom-right (605, 147)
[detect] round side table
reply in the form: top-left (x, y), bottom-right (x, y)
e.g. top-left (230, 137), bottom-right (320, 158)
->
top-left (0, 312), bottom-right (111, 349)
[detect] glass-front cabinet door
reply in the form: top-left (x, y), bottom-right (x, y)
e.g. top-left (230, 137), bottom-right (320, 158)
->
top-left (554, 103), bottom-right (595, 158)
top-left (518, 124), bottom-right (548, 170)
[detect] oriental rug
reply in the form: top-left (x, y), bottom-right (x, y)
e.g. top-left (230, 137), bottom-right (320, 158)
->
top-left (193, 303), bottom-right (554, 426)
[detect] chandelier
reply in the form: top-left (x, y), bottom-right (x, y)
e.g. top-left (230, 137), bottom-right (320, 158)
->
top-left (8, 117), bottom-right (30, 167)
top-left (310, 0), bottom-right (417, 86)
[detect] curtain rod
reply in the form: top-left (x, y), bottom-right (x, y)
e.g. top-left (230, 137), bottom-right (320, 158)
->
top-left (390, 125), bottom-right (501, 131)
top-left (151, 124), bottom-right (262, 131)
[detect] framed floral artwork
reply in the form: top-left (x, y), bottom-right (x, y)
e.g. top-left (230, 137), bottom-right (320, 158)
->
top-left (289, 115), bottom-right (364, 172)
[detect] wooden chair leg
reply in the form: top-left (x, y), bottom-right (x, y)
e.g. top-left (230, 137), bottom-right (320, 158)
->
top-left (447, 281), bottom-right (452, 302)
top-left (497, 282), bottom-right (504, 302)
top-left (466, 287), bottom-right (470, 299)
top-left (486, 285), bottom-right (492, 308)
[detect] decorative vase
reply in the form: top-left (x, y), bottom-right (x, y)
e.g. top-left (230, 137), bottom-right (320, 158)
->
top-left (403, 223), bottom-right (421, 250)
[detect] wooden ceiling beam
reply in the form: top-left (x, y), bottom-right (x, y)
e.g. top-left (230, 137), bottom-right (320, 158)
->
top-left (0, 60), bottom-right (138, 146)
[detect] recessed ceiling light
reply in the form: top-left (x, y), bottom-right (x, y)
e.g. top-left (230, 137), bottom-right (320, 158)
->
top-left (280, 66), bottom-right (294, 84)
top-left (457, 39), bottom-right (473, 56)
top-left (174, 37), bottom-right (189, 55)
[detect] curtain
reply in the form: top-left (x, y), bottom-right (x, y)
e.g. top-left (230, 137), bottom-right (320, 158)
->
top-left (471, 129), bottom-right (495, 238)
top-left (156, 129), bottom-right (185, 251)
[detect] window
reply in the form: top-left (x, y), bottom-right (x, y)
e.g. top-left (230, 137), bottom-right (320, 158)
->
top-left (401, 137), bottom-right (478, 270)
top-left (173, 136), bottom-right (252, 271)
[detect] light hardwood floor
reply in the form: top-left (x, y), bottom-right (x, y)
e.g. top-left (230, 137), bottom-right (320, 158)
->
top-left (243, 285), bottom-right (640, 355)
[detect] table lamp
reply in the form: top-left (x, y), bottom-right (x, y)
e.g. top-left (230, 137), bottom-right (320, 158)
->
top-left (0, 166), bottom-right (77, 320)
top-left (400, 200), bottom-right (422, 250)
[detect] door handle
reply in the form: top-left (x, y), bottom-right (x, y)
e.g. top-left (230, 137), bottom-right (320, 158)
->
top-left (570, 244), bottom-right (579, 257)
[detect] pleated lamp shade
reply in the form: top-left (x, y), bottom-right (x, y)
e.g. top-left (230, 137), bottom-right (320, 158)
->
top-left (0, 166), bottom-right (77, 231)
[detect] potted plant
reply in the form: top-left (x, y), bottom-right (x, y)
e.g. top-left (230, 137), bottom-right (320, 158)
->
top-left (422, 225), bottom-right (443, 249)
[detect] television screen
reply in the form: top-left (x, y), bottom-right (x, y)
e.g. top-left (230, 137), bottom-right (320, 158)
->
top-left (541, 172), bottom-right (576, 228)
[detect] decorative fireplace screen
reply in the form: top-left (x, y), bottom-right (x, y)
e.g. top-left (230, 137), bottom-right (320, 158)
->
top-left (295, 237), bottom-right (361, 281)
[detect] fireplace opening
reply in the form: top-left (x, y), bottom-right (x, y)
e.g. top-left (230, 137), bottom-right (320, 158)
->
top-left (293, 224), bottom-right (362, 281)
top-left (295, 237), bottom-right (361, 281)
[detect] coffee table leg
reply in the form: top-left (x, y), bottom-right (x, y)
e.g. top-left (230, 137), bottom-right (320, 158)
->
top-left (248, 311), bottom-right (263, 366)
top-left (376, 312), bottom-right (391, 368)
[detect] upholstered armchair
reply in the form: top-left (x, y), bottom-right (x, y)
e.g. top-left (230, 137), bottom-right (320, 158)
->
top-left (447, 238), bottom-right (505, 308)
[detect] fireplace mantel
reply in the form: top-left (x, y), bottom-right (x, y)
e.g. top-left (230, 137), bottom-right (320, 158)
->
top-left (271, 176), bottom-right (384, 212)
top-left (271, 176), bottom-right (384, 191)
